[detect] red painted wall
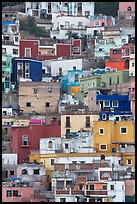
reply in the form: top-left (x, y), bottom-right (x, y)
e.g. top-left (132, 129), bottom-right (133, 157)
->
top-left (105, 61), bottom-right (129, 71)
top-left (10, 122), bottom-right (61, 164)
top-left (71, 39), bottom-right (81, 55)
top-left (56, 44), bottom-right (71, 57)
top-left (19, 40), bottom-right (39, 59)
top-left (110, 48), bottom-right (122, 61)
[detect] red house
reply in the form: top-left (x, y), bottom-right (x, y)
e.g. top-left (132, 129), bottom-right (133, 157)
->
top-left (10, 120), bottom-right (61, 164)
top-left (20, 40), bottom-right (39, 59)
top-left (19, 39), bottom-right (81, 61)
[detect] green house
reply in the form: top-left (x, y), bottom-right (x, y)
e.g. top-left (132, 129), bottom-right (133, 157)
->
top-left (2, 56), bottom-right (12, 94)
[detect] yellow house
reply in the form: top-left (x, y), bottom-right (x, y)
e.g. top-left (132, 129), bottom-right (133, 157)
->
top-left (93, 120), bottom-right (135, 154)
top-left (61, 113), bottom-right (99, 138)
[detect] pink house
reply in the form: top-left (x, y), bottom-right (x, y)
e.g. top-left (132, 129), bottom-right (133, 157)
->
top-left (90, 14), bottom-right (115, 27)
top-left (2, 185), bottom-right (47, 202)
top-left (118, 2), bottom-right (135, 20)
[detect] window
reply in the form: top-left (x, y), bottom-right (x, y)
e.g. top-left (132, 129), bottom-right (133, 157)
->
top-left (90, 184), bottom-right (94, 190)
top-left (109, 78), bottom-right (112, 85)
top-left (103, 101), bottom-right (110, 107)
top-left (85, 11), bottom-right (90, 16)
top-left (65, 143), bottom-right (68, 149)
top-left (100, 144), bottom-right (107, 150)
top-left (66, 117), bottom-right (70, 127)
top-left (10, 171), bottom-right (14, 176)
top-left (127, 159), bottom-right (132, 165)
top-left (33, 169), bottom-right (40, 175)
top-left (73, 46), bottom-right (80, 53)
top-left (92, 81), bottom-right (95, 88)
top-left (46, 102), bottom-right (50, 107)
top-left (86, 116), bottom-right (90, 127)
top-left (51, 159), bottom-right (54, 166)
top-left (15, 37), bottom-right (18, 42)
top-left (59, 67), bottom-right (62, 76)
top-left (101, 172), bottom-right (110, 178)
top-left (13, 49), bottom-right (18, 55)
top-left (66, 129), bottom-right (70, 135)
top-left (48, 87), bottom-right (52, 92)
top-left (120, 127), bottom-right (128, 134)
top-left (22, 135), bottom-right (28, 146)
top-left (102, 185), bottom-right (107, 190)
top-left (99, 128), bottom-right (104, 135)
top-left (60, 198), bottom-right (66, 202)
top-left (13, 190), bottom-right (19, 197)
top-left (127, 6), bottom-right (131, 11)
top-left (102, 114), bottom-right (106, 120)
top-left (132, 62), bottom-right (134, 67)
top-left (79, 184), bottom-right (83, 190)
top-left (48, 141), bottom-right (53, 148)
top-left (6, 190), bottom-right (12, 197)
top-left (72, 161), bottom-right (77, 164)
top-left (121, 144), bottom-right (126, 148)
top-left (65, 21), bottom-right (69, 29)
top-left (112, 101), bottom-right (118, 107)
top-left (75, 74), bottom-right (79, 82)
top-left (2, 48), bottom-right (6, 54)
top-left (110, 185), bottom-right (114, 190)
top-left (2, 61), bottom-right (6, 66)
top-left (25, 63), bottom-right (30, 79)
top-left (117, 76), bottom-right (119, 83)
top-left (5, 82), bottom-right (9, 88)
top-left (22, 169), bottom-right (28, 174)
top-left (73, 66), bottom-right (77, 71)
top-left (78, 22), bottom-right (82, 29)
top-left (25, 48), bottom-right (31, 58)
top-left (26, 102), bottom-right (31, 107)
top-left (95, 21), bottom-right (100, 26)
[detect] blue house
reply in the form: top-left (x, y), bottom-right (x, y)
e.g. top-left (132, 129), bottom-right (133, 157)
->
top-left (12, 58), bottom-right (42, 83)
top-left (96, 94), bottom-right (132, 120)
top-left (60, 70), bottom-right (84, 93)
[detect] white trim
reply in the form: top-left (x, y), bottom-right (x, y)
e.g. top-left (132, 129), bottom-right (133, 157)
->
top-left (25, 47), bottom-right (31, 58)
top-left (126, 159), bottom-right (132, 165)
top-left (120, 127), bottom-right (128, 134)
top-left (99, 144), bottom-right (107, 150)
top-left (103, 100), bottom-right (110, 107)
top-left (99, 128), bottom-right (104, 135)
top-left (102, 114), bottom-right (107, 120)
top-left (112, 101), bottom-right (119, 107)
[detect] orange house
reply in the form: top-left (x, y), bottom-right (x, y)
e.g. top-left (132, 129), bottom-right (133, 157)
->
top-left (106, 61), bottom-right (129, 71)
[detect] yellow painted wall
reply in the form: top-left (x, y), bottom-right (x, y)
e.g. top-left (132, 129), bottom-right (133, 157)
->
top-left (121, 152), bottom-right (135, 166)
top-left (61, 114), bottom-right (99, 138)
top-left (2, 117), bottom-right (29, 126)
top-left (93, 120), bottom-right (135, 153)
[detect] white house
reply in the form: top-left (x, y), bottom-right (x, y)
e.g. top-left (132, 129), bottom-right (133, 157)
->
top-left (50, 14), bottom-right (90, 39)
top-left (40, 137), bottom-right (62, 154)
top-left (50, 58), bottom-right (83, 77)
top-left (2, 108), bottom-right (13, 116)
top-left (129, 53), bottom-right (135, 76)
top-left (2, 154), bottom-right (18, 165)
top-left (25, 2), bottom-right (94, 18)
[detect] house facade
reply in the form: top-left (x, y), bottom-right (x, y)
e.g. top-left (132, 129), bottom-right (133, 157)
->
top-left (118, 2), bottom-right (135, 20)
top-left (2, 56), bottom-right (12, 94)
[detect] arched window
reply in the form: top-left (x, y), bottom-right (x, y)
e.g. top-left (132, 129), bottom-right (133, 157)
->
top-left (22, 169), bottom-right (28, 174)
top-left (48, 141), bottom-right (53, 148)
top-left (127, 6), bottom-right (131, 12)
top-left (102, 22), bottom-right (105, 27)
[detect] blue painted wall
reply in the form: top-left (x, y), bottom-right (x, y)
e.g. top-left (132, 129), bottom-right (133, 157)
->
top-left (12, 58), bottom-right (42, 82)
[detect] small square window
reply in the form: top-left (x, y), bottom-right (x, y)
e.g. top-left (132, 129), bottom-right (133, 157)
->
top-left (13, 190), bottom-right (18, 197)
top-left (99, 128), bottom-right (104, 135)
top-left (100, 144), bottom-right (107, 150)
top-left (26, 102), bottom-right (31, 107)
top-left (60, 198), bottom-right (66, 202)
top-left (127, 159), bottom-right (132, 165)
top-left (112, 101), bottom-right (118, 107)
top-left (33, 169), bottom-right (40, 175)
top-left (121, 144), bottom-right (126, 148)
top-left (10, 171), bottom-right (14, 176)
top-left (6, 190), bottom-right (12, 197)
top-left (104, 101), bottom-right (110, 107)
top-left (46, 102), bottom-right (50, 107)
top-left (13, 49), bottom-right (18, 55)
top-left (110, 185), bottom-right (114, 190)
top-left (102, 185), bottom-right (107, 190)
top-left (65, 143), bottom-right (68, 149)
top-left (51, 159), bottom-right (54, 166)
top-left (120, 127), bottom-right (127, 134)
top-left (90, 184), bottom-right (94, 190)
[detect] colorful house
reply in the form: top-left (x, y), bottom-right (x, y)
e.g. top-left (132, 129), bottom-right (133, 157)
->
top-left (2, 56), bottom-right (12, 94)
top-left (96, 94), bottom-right (132, 121)
top-left (89, 14), bottom-right (115, 27)
top-left (12, 58), bottom-right (42, 83)
top-left (118, 2), bottom-right (135, 20)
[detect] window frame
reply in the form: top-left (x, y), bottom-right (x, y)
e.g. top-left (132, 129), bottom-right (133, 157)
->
top-left (22, 135), bottom-right (29, 146)
top-left (99, 128), bottom-right (104, 135)
top-left (100, 144), bottom-right (107, 150)
top-left (127, 159), bottom-right (132, 165)
top-left (103, 100), bottom-right (110, 107)
top-left (26, 102), bottom-right (31, 107)
top-left (110, 185), bottom-right (114, 190)
top-left (120, 127), bottom-right (128, 134)
top-left (25, 48), bottom-right (31, 58)
top-left (112, 101), bottom-right (119, 107)
top-left (51, 159), bottom-right (54, 166)
top-left (6, 190), bottom-right (12, 197)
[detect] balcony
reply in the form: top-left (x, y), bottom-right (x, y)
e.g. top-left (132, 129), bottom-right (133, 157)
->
top-left (86, 190), bottom-right (107, 196)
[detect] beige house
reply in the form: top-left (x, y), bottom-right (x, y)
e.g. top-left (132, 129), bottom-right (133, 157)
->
top-left (19, 82), bottom-right (60, 114)
top-left (61, 113), bottom-right (99, 138)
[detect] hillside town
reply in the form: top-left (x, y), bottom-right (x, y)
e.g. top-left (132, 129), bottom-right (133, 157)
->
top-left (2, 2), bottom-right (135, 202)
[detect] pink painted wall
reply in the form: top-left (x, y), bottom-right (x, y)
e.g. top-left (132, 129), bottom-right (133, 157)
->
top-left (119, 2), bottom-right (135, 12)
top-left (125, 179), bottom-right (135, 195)
top-left (2, 186), bottom-right (34, 202)
top-left (90, 18), bottom-right (113, 27)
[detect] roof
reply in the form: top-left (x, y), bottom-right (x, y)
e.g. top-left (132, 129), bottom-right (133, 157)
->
top-left (2, 21), bottom-right (15, 26)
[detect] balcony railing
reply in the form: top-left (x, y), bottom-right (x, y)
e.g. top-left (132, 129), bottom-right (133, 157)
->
top-left (2, 40), bottom-right (15, 45)
top-left (86, 190), bottom-right (107, 196)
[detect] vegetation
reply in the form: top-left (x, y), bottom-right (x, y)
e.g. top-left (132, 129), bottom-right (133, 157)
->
top-left (65, 31), bottom-right (79, 39)
top-left (95, 2), bottom-right (119, 17)
top-left (2, 2), bottom-right (24, 7)
top-left (20, 16), bottom-right (48, 37)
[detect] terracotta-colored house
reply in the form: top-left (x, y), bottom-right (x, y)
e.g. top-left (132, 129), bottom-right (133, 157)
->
top-left (10, 119), bottom-right (61, 164)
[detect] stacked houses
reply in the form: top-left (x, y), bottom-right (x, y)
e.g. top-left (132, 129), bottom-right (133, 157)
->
top-left (2, 2), bottom-right (135, 202)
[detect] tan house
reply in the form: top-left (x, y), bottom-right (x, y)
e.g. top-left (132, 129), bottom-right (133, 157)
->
top-left (19, 82), bottom-right (60, 114)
